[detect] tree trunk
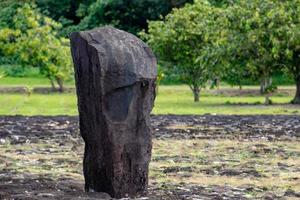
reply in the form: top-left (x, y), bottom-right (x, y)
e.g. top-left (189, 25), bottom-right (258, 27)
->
top-left (292, 75), bottom-right (300, 104)
top-left (265, 94), bottom-right (271, 105)
top-left (50, 78), bottom-right (56, 91)
top-left (260, 79), bottom-right (264, 94)
top-left (193, 87), bottom-right (200, 102)
top-left (56, 77), bottom-right (64, 93)
top-left (260, 76), bottom-right (272, 94)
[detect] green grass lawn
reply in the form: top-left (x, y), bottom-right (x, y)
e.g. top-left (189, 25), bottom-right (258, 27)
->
top-left (0, 85), bottom-right (299, 115)
top-left (0, 77), bottom-right (75, 87)
top-left (0, 77), bottom-right (296, 89)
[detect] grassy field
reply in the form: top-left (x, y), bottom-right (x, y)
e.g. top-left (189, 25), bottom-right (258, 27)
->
top-left (0, 77), bottom-right (75, 87)
top-left (0, 77), bottom-right (296, 89)
top-left (0, 85), bottom-right (299, 115)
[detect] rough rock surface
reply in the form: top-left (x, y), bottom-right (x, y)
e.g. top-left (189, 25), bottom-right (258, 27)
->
top-left (70, 27), bottom-right (157, 198)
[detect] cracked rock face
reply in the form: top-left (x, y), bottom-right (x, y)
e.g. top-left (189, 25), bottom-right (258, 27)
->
top-left (70, 27), bottom-right (157, 198)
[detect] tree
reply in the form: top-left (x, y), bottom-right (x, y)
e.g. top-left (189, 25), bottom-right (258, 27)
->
top-left (0, 0), bottom-right (29, 64)
top-left (35, 0), bottom-right (80, 23)
top-left (142, 0), bottom-right (227, 102)
top-left (222, 0), bottom-right (282, 103)
top-left (272, 0), bottom-right (300, 104)
top-left (77, 0), bottom-right (193, 36)
top-left (35, 0), bottom-right (95, 36)
top-left (2, 0), bottom-right (194, 37)
top-left (223, 0), bottom-right (300, 104)
top-left (0, 3), bottom-right (72, 91)
top-left (0, 0), bottom-right (32, 9)
top-left (223, 63), bottom-right (249, 90)
top-left (208, 0), bottom-right (238, 7)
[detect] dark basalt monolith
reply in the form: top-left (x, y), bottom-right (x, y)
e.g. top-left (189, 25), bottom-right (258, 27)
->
top-left (70, 27), bottom-right (157, 198)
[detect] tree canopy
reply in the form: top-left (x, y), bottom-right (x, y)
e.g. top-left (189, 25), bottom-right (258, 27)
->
top-left (143, 0), bottom-right (300, 103)
top-left (72, 0), bottom-right (193, 36)
top-left (224, 0), bottom-right (300, 103)
top-left (142, 0), bottom-right (227, 102)
top-left (0, 3), bottom-right (72, 91)
top-left (1, 0), bottom-right (300, 103)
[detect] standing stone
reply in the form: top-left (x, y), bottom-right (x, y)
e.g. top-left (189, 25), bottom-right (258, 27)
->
top-left (70, 27), bottom-right (157, 198)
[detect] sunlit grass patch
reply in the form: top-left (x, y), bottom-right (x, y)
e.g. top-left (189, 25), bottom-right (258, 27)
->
top-left (0, 85), bottom-right (299, 115)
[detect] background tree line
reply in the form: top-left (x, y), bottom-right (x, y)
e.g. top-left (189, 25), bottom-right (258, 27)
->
top-left (0, 0), bottom-right (192, 91)
top-left (0, 0), bottom-right (299, 104)
top-left (143, 0), bottom-right (300, 104)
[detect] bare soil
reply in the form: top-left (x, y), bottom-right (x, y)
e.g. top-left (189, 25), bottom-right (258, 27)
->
top-left (0, 115), bottom-right (299, 199)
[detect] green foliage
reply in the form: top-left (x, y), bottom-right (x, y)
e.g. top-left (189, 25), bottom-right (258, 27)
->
top-left (263, 84), bottom-right (277, 94)
top-left (0, 71), bottom-right (6, 79)
top-left (142, 0), bottom-right (300, 103)
top-left (142, 0), bottom-right (227, 102)
top-left (0, 3), bottom-right (73, 91)
top-left (223, 67), bottom-right (250, 88)
top-left (35, 0), bottom-right (95, 22)
top-left (157, 65), bottom-right (165, 85)
top-left (35, 0), bottom-right (77, 22)
top-left (75, 0), bottom-right (192, 36)
top-left (0, 65), bottom-right (41, 77)
top-left (270, 0), bottom-right (300, 103)
top-left (224, 0), bottom-right (279, 86)
top-left (0, 1), bottom-right (25, 65)
top-left (208, 0), bottom-right (238, 7)
top-left (34, 0), bottom-right (94, 36)
top-left (223, 0), bottom-right (300, 103)
top-left (1, 0), bottom-right (299, 103)
top-left (0, 0), bottom-right (32, 9)
top-left (0, 2), bottom-right (19, 29)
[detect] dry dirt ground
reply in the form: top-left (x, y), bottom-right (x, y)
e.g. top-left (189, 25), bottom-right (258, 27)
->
top-left (0, 115), bottom-right (299, 200)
